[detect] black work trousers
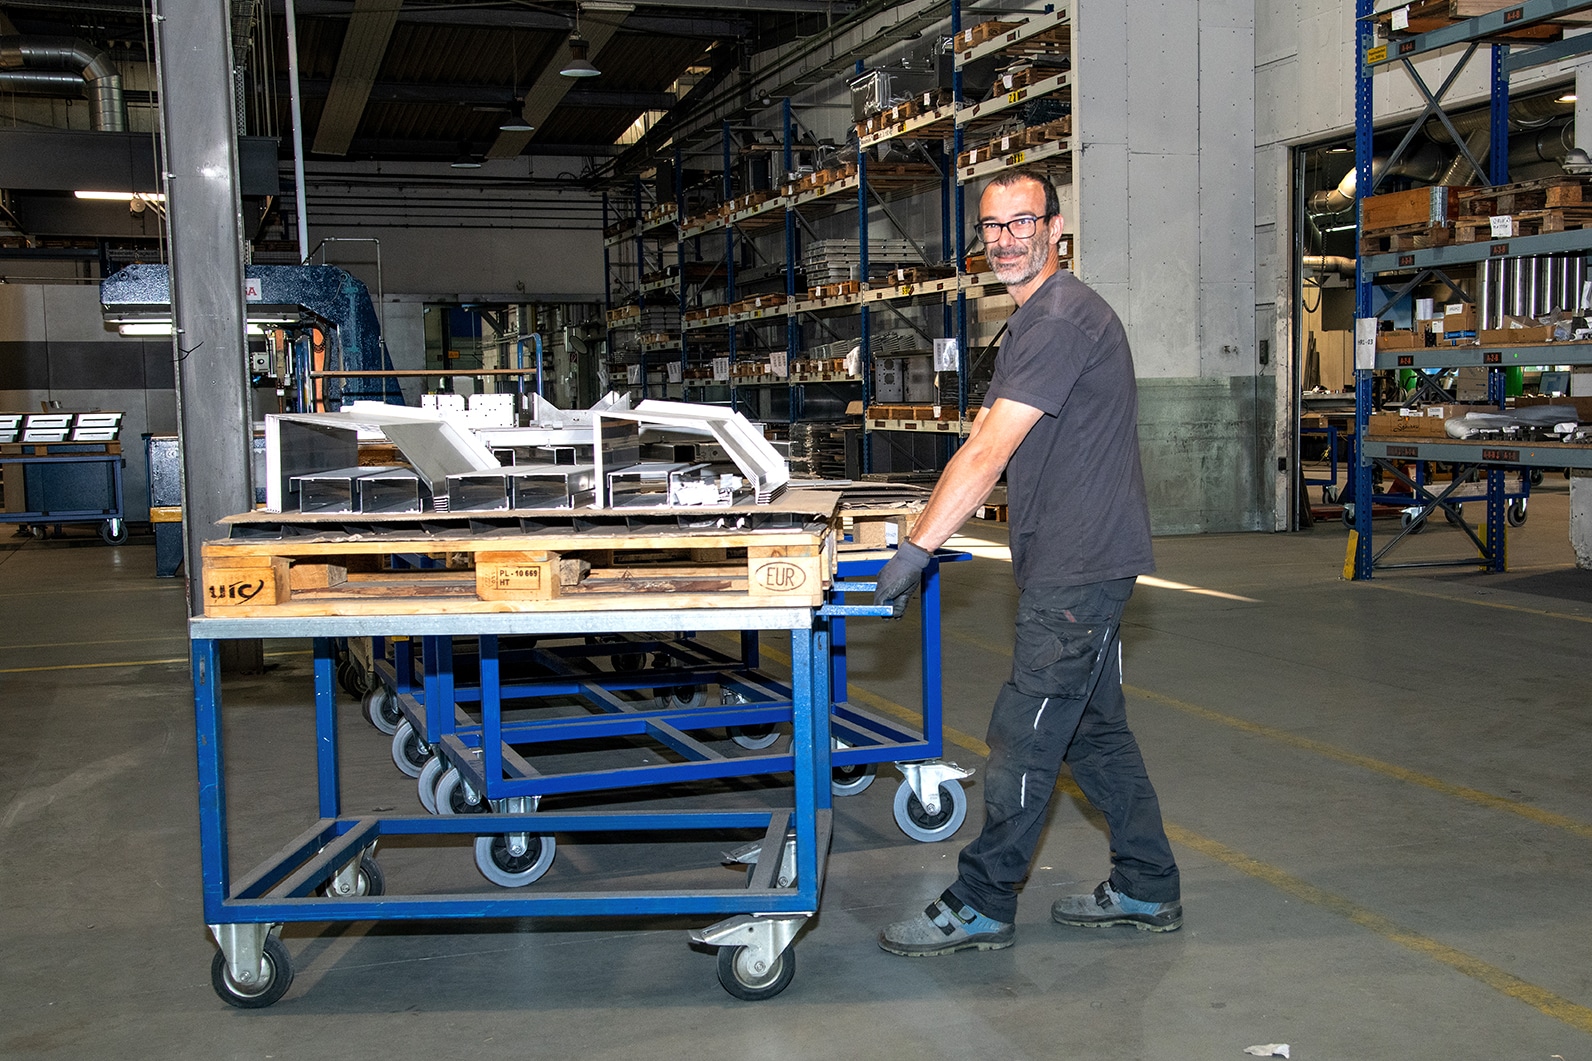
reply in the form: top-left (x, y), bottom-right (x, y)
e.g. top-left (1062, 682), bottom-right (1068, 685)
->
top-left (945, 577), bottom-right (1179, 923)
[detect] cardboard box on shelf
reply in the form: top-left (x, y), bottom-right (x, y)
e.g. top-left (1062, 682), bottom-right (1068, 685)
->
top-left (1444, 302), bottom-right (1477, 333)
top-left (1377, 330), bottom-right (1420, 350)
top-left (1366, 412), bottom-right (1451, 439)
top-left (1477, 325), bottom-right (1555, 346)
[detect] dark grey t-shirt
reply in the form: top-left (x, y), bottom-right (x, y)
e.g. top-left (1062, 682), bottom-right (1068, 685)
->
top-left (984, 268), bottom-right (1154, 589)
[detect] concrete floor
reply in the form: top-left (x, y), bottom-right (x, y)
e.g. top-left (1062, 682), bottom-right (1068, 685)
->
top-left (3, 484), bottom-right (1591, 1061)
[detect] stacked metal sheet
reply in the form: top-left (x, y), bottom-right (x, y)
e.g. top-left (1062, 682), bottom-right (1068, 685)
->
top-left (801, 239), bottom-right (922, 285)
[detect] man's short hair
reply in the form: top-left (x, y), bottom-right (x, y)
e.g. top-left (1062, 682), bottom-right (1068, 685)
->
top-left (984, 168), bottom-right (1061, 218)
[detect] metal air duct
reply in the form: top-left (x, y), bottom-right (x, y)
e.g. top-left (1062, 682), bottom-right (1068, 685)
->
top-left (0, 35), bottom-right (127, 132)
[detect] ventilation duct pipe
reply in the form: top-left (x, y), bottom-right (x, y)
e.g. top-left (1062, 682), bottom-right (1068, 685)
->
top-left (1308, 143), bottom-right (1448, 215)
top-left (1303, 255), bottom-right (1358, 276)
top-left (0, 35), bottom-right (126, 132)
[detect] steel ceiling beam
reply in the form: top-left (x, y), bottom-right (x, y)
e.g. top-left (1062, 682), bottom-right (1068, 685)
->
top-left (281, 75), bottom-right (676, 111)
top-left (487, 3), bottom-right (631, 159)
top-left (280, 0), bottom-right (748, 38)
top-left (310, 0), bottom-right (402, 156)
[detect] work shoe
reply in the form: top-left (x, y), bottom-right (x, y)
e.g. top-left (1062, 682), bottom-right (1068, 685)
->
top-left (878, 897), bottom-right (1015, 957)
top-left (1051, 881), bottom-right (1182, 932)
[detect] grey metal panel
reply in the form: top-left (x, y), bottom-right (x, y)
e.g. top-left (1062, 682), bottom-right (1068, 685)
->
top-left (190, 606), bottom-right (815, 638)
top-left (1125, 151), bottom-right (1200, 377)
top-left (0, 129), bottom-right (279, 195)
top-left (1125, 0), bottom-right (1198, 157)
top-left (1075, 142), bottom-right (1128, 287)
top-left (154, 0), bottom-right (255, 616)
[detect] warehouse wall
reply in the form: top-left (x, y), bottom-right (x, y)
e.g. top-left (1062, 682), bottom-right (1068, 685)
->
top-left (1075, 0), bottom-right (1259, 534)
top-left (0, 283), bottom-right (176, 522)
top-left (1253, 0), bottom-right (1579, 529)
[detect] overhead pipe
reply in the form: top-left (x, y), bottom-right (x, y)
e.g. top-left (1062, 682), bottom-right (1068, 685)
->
top-left (1308, 143), bottom-right (1447, 215)
top-left (0, 35), bottom-right (127, 131)
top-left (1303, 255), bottom-right (1358, 276)
top-left (0, 68), bottom-right (91, 95)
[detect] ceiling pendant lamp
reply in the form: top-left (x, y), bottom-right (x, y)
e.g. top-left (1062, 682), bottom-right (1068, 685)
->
top-left (560, 6), bottom-right (601, 78)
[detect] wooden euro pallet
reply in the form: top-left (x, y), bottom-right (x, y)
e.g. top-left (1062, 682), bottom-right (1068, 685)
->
top-left (199, 494), bottom-right (844, 617)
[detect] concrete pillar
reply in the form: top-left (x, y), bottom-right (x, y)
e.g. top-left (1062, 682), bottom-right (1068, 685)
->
top-left (1572, 471), bottom-right (1592, 570)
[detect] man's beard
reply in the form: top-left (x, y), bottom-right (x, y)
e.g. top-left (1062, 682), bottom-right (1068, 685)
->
top-left (990, 237), bottom-right (1051, 287)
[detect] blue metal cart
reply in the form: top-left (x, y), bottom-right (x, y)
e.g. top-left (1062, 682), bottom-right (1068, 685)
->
top-left (191, 592), bottom-right (887, 1006)
top-left (362, 551), bottom-right (973, 847)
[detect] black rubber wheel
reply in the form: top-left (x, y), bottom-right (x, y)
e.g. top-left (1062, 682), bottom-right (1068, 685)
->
top-left (473, 833), bottom-right (556, 887)
top-left (337, 659), bottom-right (366, 698)
top-left (831, 761), bottom-right (877, 796)
top-left (730, 724), bottom-right (781, 751)
top-left (1530, 469), bottom-right (1545, 486)
top-left (893, 779), bottom-right (968, 843)
top-left (611, 652), bottom-right (645, 674)
top-left (210, 934), bottom-right (293, 1009)
top-left (716, 944), bottom-right (795, 1001)
top-left (435, 767), bottom-right (490, 815)
top-left (320, 855), bottom-right (385, 897)
top-left (362, 684), bottom-right (402, 734)
top-left (1341, 504), bottom-right (1355, 528)
top-left (99, 519), bottom-right (128, 545)
top-left (1507, 500), bottom-right (1528, 527)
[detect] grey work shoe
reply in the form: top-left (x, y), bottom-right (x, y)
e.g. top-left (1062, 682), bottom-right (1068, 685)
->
top-left (1051, 881), bottom-right (1182, 932)
top-left (879, 897), bottom-right (1016, 957)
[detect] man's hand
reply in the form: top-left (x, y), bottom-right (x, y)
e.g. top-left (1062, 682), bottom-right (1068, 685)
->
top-left (873, 541), bottom-right (933, 618)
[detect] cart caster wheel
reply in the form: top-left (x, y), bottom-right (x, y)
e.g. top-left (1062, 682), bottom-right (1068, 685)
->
top-left (99, 519), bottom-right (128, 545)
top-left (1321, 485), bottom-right (1339, 505)
top-left (715, 944), bottom-right (795, 1001)
top-left (321, 855), bottom-right (385, 897)
top-left (210, 934), bottom-right (293, 1009)
top-left (416, 754), bottom-right (445, 814)
top-left (1530, 469), bottom-right (1545, 486)
top-left (830, 761), bottom-right (877, 796)
top-left (1507, 500), bottom-right (1528, 527)
top-left (473, 833), bottom-right (556, 887)
top-left (893, 778), bottom-right (967, 843)
top-left (390, 720), bottom-right (430, 779)
top-left (435, 767), bottom-right (489, 815)
top-left (611, 652), bottom-right (645, 674)
top-left (1340, 503), bottom-right (1355, 528)
top-left (656, 685), bottom-right (708, 709)
top-left (363, 683), bottom-right (402, 735)
top-left (1400, 510), bottom-right (1425, 534)
top-left (337, 659), bottom-right (367, 698)
top-left (1444, 506), bottom-right (1464, 527)
top-left (730, 724), bottom-right (781, 751)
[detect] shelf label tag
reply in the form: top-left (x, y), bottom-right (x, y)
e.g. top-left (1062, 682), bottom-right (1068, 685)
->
top-left (712, 356), bottom-right (730, 381)
top-left (626, 364), bottom-right (642, 385)
top-left (770, 351), bottom-right (789, 377)
top-left (1391, 5), bottom-right (1409, 30)
top-left (666, 361), bottom-right (683, 383)
top-left (1489, 215), bottom-right (1513, 238)
top-left (244, 278), bottom-right (263, 301)
top-left (1354, 317), bottom-right (1378, 370)
top-left (933, 337), bottom-right (960, 372)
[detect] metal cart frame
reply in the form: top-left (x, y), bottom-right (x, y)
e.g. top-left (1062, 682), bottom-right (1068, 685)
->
top-left (192, 601), bottom-right (851, 1006)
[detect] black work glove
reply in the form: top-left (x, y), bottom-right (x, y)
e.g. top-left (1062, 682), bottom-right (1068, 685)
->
top-left (873, 540), bottom-right (932, 618)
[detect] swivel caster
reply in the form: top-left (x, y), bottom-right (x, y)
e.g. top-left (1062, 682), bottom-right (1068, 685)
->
top-left (390, 720), bottom-right (430, 779)
top-left (210, 933), bottom-right (293, 1009)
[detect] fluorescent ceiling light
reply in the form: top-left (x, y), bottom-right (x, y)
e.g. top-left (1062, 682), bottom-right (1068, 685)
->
top-left (499, 119), bottom-right (535, 132)
top-left (76, 190), bottom-right (165, 202)
top-left (1557, 92), bottom-right (1578, 103)
top-left (118, 321), bottom-right (173, 336)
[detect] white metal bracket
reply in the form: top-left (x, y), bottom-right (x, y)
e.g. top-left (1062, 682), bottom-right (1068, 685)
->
top-left (898, 760), bottom-right (975, 815)
top-left (723, 830), bottom-right (797, 888)
top-left (209, 922), bottom-right (275, 987)
top-left (688, 915), bottom-right (807, 978)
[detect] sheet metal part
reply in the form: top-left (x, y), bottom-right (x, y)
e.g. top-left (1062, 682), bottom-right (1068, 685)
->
top-left (444, 464), bottom-right (597, 511)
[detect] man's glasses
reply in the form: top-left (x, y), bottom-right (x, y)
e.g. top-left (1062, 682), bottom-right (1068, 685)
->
top-left (975, 213), bottom-right (1052, 243)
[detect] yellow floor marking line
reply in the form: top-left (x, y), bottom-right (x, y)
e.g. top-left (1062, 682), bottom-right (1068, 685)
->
top-left (1128, 685), bottom-right (1592, 842)
top-left (716, 632), bottom-right (1592, 1031)
top-left (0, 635), bottom-right (188, 652)
top-left (943, 626), bottom-right (1592, 841)
top-left (1165, 825), bottom-right (1592, 1036)
top-left (0, 649), bottom-right (312, 674)
top-left (1366, 580), bottom-right (1592, 626)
